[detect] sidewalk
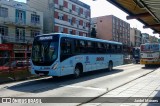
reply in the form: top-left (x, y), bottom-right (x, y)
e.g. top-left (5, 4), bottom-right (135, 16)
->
top-left (84, 67), bottom-right (160, 106)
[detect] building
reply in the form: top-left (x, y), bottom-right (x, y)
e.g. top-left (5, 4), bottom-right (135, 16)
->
top-left (91, 15), bottom-right (130, 46)
top-left (0, 0), bottom-right (43, 59)
top-left (141, 33), bottom-right (149, 44)
top-left (27, 0), bottom-right (91, 36)
top-left (149, 35), bottom-right (158, 43)
top-left (130, 28), bottom-right (142, 47)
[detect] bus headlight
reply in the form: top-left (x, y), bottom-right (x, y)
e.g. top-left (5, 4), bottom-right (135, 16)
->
top-left (52, 63), bottom-right (58, 70)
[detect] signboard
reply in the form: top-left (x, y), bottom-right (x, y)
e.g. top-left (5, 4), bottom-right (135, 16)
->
top-left (0, 44), bottom-right (13, 50)
top-left (14, 44), bottom-right (26, 50)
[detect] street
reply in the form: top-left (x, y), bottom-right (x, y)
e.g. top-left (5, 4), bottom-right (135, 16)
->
top-left (0, 64), bottom-right (158, 106)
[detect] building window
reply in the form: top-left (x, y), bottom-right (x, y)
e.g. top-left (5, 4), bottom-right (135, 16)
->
top-left (83, 21), bottom-right (86, 27)
top-left (31, 30), bottom-right (40, 37)
top-left (76, 31), bottom-right (79, 35)
top-left (113, 28), bottom-right (115, 34)
top-left (75, 7), bottom-right (79, 13)
top-left (16, 10), bottom-right (25, 23)
top-left (59, 0), bottom-right (64, 6)
top-left (16, 27), bottom-right (25, 41)
top-left (113, 17), bottom-right (115, 24)
top-left (68, 2), bottom-right (72, 10)
top-left (58, 13), bottom-right (63, 20)
top-left (31, 14), bottom-right (40, 24)
top-left (69, 29), bottom-right (73, 34)
top-left (0, 26), bottom-right (8, 36)
top-left (0, 7), bottom-right (8, 17)
top-left (85, 11), bottom-right (88, 18)
top-left (68, 16), bottom-right (72, 24)
top-left (83, 33), bottom-right (86, 37)
top-left (76, 19), bottom-right (79, 25)
top-left (59, 27), bottom-right (63, 33)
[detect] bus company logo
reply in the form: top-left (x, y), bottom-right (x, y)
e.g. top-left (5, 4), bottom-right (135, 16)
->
top-left (85, 56), bottom-right (90, 63)
top-left (2, 98), bottom-right (11, 103)
top-left (96, 57), bottom-right (104, 61)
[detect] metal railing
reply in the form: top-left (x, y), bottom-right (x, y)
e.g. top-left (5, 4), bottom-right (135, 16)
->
top-left (2, 35), bottom-right (34, 44)
top-left (1, 17), bottom-right (42, 29)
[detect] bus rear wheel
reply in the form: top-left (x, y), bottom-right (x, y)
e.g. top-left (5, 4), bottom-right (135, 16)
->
top-left (108, 61), bottom-right (113, 71)
top-left (145, 64), bottom-right (150, 67)
top-left (73, 66), bottom-right (81, 78)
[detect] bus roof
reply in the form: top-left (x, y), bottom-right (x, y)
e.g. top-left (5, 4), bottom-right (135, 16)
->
top-left (36, 33), bottom-right (122, 45)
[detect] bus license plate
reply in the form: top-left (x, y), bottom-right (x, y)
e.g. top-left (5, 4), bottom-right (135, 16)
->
top-left (39, 73), bottom-right (44, 76)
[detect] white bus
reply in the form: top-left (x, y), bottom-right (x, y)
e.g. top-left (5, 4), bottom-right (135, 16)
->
top-left (140, 43), bottom-right (160, 67)
top-left (30, 33), bottom-right (123, 78)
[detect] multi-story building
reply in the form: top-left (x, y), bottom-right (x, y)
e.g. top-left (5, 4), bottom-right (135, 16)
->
top-left (0, 0), bottom-right (43, 59)
top-left (130, 28), bottom-right (142, 47)
top-left (27, 0), bottom-right (91, 36)
top-left (91, 15), bottom-right (130, 46)
top-left (149, 35), bottom-right (158, 43)
top-left (141, 33), bottom-right (149, 44)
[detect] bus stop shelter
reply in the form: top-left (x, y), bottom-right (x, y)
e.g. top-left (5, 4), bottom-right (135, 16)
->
top-left (107, 0), bottom-right (160, 35)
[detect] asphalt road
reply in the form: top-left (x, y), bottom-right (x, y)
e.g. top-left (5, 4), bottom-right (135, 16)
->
top-left (0, 64), bottom-right (158, 106)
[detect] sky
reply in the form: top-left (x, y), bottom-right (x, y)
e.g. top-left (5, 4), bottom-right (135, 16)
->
top-left (15, 0), bottom-right (159, 38)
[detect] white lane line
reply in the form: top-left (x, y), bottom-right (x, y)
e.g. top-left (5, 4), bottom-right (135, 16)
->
top-left (61, 85), bottom-right (107, 92)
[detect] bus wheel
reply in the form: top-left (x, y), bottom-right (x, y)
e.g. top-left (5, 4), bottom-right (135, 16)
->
top-left (73, 66), bottom-right (81, 78)
top-left (108, 61), bottom-right (113, 71)
top-left (145, 64), bottom-right (149, 67)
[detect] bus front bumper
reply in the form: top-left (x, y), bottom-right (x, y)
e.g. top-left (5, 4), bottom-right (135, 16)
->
top-left (140, 59), bottom-right (160, 65)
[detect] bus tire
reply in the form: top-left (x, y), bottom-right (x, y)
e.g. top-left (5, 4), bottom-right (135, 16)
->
top-left (73, 66), bottom-right (81, 78)
top-left (145, 64), bottom-right (149, 67)
top-left (108, 61), bottom-right (113, 71)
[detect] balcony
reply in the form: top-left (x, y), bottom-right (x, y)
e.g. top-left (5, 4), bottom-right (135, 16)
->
top-left (27, 22), bottom-right (42, 29)
top-left (2, 35), bottom-right (34, 44)
top-left (0, 17), bottom-right (15, 25)
top-left (0, 17), bottom-right (42, 29)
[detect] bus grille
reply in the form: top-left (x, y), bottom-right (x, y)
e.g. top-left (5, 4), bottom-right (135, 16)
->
top-left (35, 70), bottom-right (49, 75)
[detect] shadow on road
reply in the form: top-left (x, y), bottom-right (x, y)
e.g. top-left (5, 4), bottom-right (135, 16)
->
top-left (142, 65), bottom-right (160, 69)
top-left (7, 68), bottom-right (123, 93)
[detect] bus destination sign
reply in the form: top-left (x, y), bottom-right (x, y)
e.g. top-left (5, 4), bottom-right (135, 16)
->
top-left (39, 36), bottom-right (53, 41)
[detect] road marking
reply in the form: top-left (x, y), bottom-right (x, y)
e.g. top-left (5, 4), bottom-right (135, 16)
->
top-left (61, 85), bottom-right (107, 92)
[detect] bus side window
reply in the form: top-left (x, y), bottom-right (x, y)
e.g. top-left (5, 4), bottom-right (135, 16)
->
top-left (104, 43), bottom-right (109, 53)
top-left (108, 44), bottom-right (111, 53)
top-left (86, 41), bottom-right (93, 53)
top-left (117, 45), bottom-right (122, 53)
top-left (97, 42), bottom-right (105, 53)
top-left (60, 38), bottom-right (73, 62)
top-left (111, 45), bottom-right (116, 53)
top-left (79, 40), bottom-right (86, 53)
top-left (121, 45), bottom-right (123, 53)
top-left (114, 45), bottom-right (117, 54)
top-left (101, 43), bottom-right (106, 53)
top-left (75, 40), bottom-right (80, 54)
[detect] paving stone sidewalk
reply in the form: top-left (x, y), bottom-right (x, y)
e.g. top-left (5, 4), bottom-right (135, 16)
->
top-left (82, 68), bottom-right (160, 106)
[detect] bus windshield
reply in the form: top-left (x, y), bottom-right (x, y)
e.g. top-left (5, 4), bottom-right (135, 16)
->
top-left (32, 35), bottom-right (59, 66)
top-left (133, 48), bottom-right (140, 57)
top-left (141, 44), bottom-right (159, 52)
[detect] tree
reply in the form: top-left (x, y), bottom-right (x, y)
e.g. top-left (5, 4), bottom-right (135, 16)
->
top-left (91, 28), bottom-right (97, 38)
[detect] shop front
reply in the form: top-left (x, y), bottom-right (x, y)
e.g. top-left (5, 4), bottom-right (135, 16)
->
top-left (0, 44), bottom-right (14, 65)
top-left (13, 44), bottom-right (32, 60)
